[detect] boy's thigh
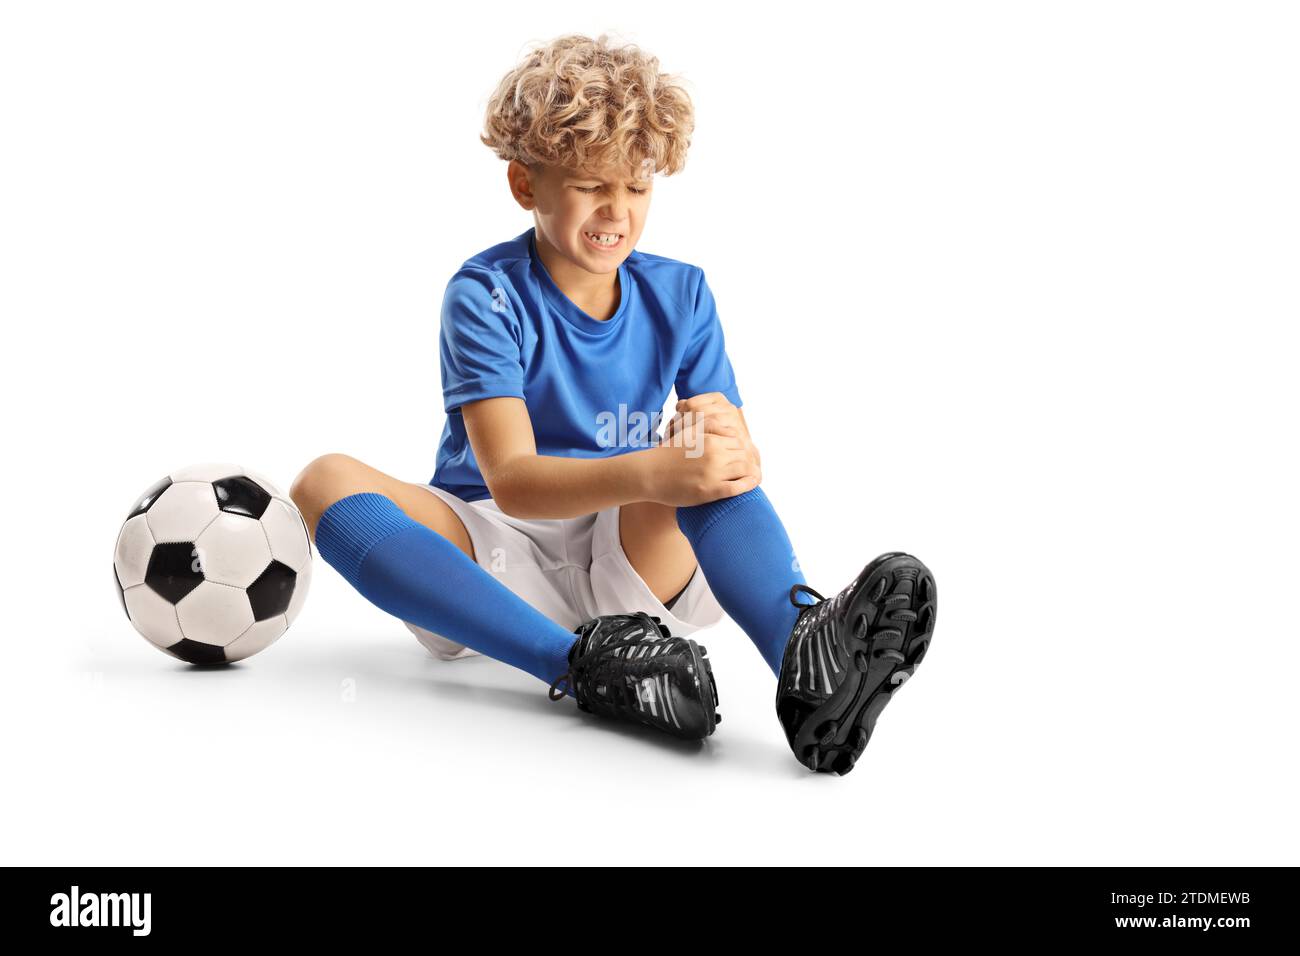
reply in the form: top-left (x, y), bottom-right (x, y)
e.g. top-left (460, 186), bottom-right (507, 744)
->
top-left (617, 500), bottom-right (697, 603)
top-left (590, 504), bottom-right (725, 636)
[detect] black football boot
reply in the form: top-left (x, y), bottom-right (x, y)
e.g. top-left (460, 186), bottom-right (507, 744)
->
top-left (776, 552), bottom-right (937, 774)
top-left (548, 611), bottom-right (720, 740)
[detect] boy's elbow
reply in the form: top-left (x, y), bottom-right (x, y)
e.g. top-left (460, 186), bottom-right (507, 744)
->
top-left (483, 473), bottom-right (529, 518)
top-left (481, 453), bottom-right (544, 518)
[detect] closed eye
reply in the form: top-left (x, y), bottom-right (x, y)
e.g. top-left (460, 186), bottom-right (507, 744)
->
top-left (572, 185), bottom-right (650, 195)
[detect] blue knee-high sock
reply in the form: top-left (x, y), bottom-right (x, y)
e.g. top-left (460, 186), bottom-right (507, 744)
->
top-left (677, 488), bottom-right (806, 675)
top-left (315, 493), bottom-right (576, 685)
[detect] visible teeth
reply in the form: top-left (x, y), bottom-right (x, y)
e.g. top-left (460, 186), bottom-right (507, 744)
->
top-left (585, 232), bottom-right (620, 245)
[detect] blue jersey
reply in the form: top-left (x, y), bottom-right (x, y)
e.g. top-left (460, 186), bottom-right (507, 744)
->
top-left (431, 228), bottom-right (742, 502)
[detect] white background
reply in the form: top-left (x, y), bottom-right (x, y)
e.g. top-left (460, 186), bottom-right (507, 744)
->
top-left (2, 1), bottom-right (1296, 866)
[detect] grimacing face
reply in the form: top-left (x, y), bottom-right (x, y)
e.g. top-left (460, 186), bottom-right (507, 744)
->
top-left (509, 160), bottom-right (654, 275)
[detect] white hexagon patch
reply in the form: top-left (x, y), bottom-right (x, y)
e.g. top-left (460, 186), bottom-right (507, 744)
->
top-left (114, 514), bottom-right (156, 588)
top-left (124, 584), bottom-right (184, 650)
top-left (176, 581), bottom-right (255, 646)
top-left (146, 482), bottom-right (220, 543)
top-left (262, 498), bottom-right (312, 572)
top-left (285, 558), bottom-right (312, 625)
top-left (194, 512), bottom-right (272, 588)
top-left (225, 615), bottom-right (288, 662)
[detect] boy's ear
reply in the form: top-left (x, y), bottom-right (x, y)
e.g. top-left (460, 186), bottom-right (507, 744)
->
top-left (507, 160), bottom-right (537, 210)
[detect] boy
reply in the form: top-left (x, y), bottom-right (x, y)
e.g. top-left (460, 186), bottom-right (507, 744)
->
top-left (290, 34), bottom-right (937, 774)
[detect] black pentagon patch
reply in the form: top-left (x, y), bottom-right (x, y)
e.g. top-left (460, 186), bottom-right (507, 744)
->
top-left (114, 566), bottom-right (129, 621)
top-left (145, 542), bottom-right (204, 604)
top-left (164, 638), bottom-right (228, 665)
top-left (128, 476), bottom-right (172, 519)
top-left (213, 476), bottom-right (271, 519)
top-left (247, 560), bottom-right (295, 621)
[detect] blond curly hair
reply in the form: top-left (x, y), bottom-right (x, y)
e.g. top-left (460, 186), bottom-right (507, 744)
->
top-left (480, 34), bottom-right (695, 177)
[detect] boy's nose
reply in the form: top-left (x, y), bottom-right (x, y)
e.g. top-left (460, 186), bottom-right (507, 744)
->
top-left (600, 196), bottom-right (628, 223)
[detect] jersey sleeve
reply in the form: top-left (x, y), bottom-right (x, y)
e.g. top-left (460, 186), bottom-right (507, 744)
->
top-left (438, 269), bottom-right (526, 413)
top-left (674, 268), bottom-right (743, 407)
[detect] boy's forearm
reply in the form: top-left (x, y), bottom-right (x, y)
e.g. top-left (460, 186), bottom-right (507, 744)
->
top-left (490, 449), bottom-right (655, 519)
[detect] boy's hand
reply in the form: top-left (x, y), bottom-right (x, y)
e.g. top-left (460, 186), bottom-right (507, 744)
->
top-left (662, 392), bottom-right (762, 470)
top-left (641, 395), bottom-right (762, 506)
top-left (640, 431), bottom-right (761, 506)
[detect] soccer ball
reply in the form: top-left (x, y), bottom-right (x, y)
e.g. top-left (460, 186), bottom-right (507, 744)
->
top-left (112, 463), bottom-right (313, 664)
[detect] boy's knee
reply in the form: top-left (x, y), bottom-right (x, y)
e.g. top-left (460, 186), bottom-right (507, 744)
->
top-left (290, 453), bottom-right (362, 531)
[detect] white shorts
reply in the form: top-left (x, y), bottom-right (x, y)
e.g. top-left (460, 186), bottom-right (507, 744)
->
top-left (405, 484), bottom-right (725, 660)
